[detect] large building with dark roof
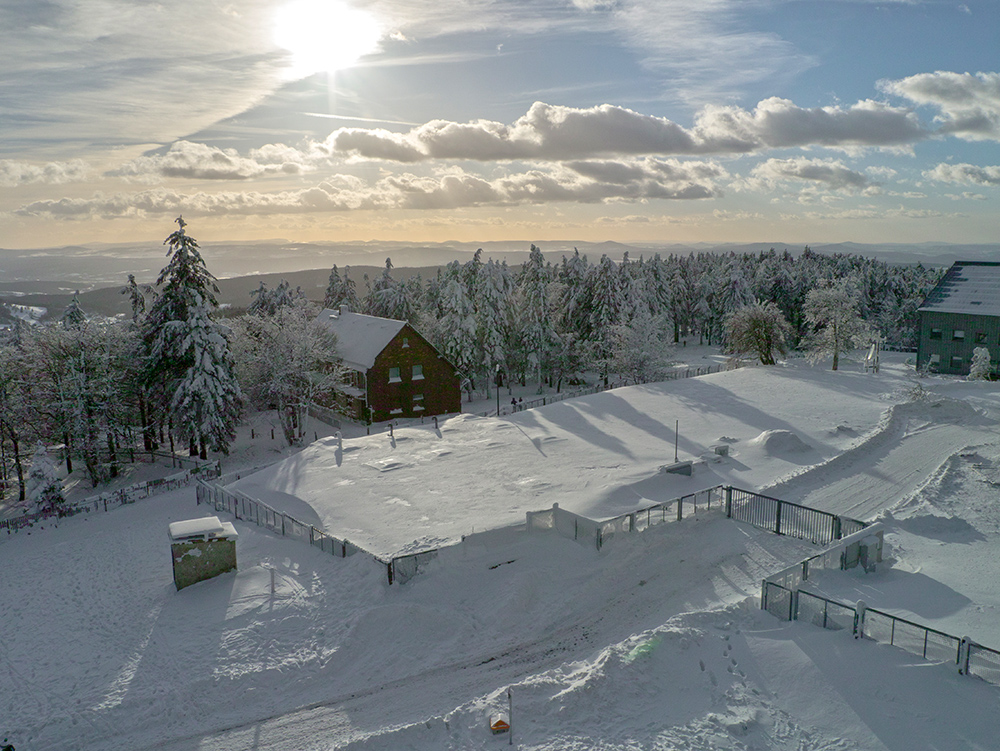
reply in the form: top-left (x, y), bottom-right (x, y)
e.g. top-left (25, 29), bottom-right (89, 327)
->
top-left (916, 261), bottom-right (1000, 376)
top-left (316, 307), bottom-right (462, 423)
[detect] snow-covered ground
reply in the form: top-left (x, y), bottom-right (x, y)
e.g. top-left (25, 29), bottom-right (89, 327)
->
top-left (3, 352), bottom-right (999, 750)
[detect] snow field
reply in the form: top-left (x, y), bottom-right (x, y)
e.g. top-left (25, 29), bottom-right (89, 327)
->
top-left (4, 353), bottom-right (1000, 750)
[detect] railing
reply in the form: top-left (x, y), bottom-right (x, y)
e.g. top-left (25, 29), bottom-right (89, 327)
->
top-left (1, 460), bottom-right (220, 535)
top-left (495, 361), bottom-right (747, 417)
top-left (726, 487), bottom-right (867, 544)
top-left (525, 486), bottom-right (724, 551)
top-left (761, 572), bottom-right (1000, 689)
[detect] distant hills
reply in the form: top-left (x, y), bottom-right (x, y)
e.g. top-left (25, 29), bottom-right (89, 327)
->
top-left (1, 240), bottom-right (995, 321)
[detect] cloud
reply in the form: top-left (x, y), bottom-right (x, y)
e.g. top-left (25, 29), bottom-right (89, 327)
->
top-left (16, 158), bottom-right (722, 218)
top-left (329, 98), bottom-right (930, 164)
top-left (693, 97), bottom-right (926, 151)
top-left (746, 158), bottom-right (878, 193)
top-left (881, 71), bottom-right (1000, 140)
top-left (109, 141), bottom-right (325, 182)
top-left (0, 158), bottom-right (89, 186)
top-left (924, 162), bottom-right (1000, 186)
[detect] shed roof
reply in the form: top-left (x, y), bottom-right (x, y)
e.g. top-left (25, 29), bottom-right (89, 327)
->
top-left (918, 262), bottom-right (1000, 317)
top-left (168, 516), bottom-right (238, 542)
top-left (317, 307), bottom-right (407, 371)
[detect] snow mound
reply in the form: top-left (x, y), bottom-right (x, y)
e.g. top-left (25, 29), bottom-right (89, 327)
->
top-left (747, 429), bottom-right (813, 456)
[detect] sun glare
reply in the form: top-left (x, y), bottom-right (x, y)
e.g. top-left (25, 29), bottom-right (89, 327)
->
top-left (274, 0), bottom-right (382, 78)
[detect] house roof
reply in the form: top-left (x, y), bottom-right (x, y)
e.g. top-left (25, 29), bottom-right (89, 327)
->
top-left (918, 262), bottom-right (1000, 317)
top-left (317, 307), bottom-right (407, 371)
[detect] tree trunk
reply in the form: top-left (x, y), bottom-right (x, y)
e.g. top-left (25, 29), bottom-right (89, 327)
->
top-left (11, 431), bottom-right (24, 502)
top-left (64, 431), bottom-right (73, 474)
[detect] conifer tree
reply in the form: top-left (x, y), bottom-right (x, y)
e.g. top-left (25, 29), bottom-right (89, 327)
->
top-left (143, 217), bottom-right (241, 456)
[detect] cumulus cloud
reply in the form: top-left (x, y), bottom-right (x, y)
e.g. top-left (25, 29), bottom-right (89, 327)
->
top-left (746, 158), bottom-right (878, 193)
top-left (109, 141), bottom-right (325, 182)
top-left (693, 97), bottom-right (926, 151)
top-left (0, 159), bottom-right (89, 186)
top-left (17, 158), bottom-right (723, 218)
top-left (881, 71), bottom-right (1000, 140)
top-left (924, 162), bottom-right (1000, 186)
top-left (328, 98), bottom-right (930, 164)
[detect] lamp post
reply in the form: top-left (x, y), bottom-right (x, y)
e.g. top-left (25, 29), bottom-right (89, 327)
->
top-left (495, 365), bottom-right (503, 416)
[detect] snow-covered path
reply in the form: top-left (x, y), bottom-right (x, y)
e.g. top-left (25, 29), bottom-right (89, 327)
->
top-left (765, 397), bottom-right (998, 521)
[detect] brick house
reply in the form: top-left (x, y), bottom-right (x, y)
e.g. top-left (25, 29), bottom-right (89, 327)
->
top-left (916, 261), bottom-right (1000, 376)
top-left (317, 307), bottom-right (462, 422)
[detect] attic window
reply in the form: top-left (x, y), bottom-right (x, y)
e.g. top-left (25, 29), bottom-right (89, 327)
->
top-left (389, 367), bottom-right (401, 383)
top-left (402, 337), bottom-right (410, 347)
top-left (412, 364), bottom-right (424, 380)
top-left (953, 330), bottom-right (965, 341)
top-left (929, 328), bottom-right (942, 340)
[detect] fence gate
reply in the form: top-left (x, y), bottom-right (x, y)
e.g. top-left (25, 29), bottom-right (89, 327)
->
top-left (763, 581), bottom-right (795, 621)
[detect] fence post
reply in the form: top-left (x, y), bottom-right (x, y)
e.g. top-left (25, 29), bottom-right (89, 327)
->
top-left (833, 516), bottom-right (842, 541)
top-left (854, 601), bottom-right (867, 639)
top-left (676, 497), bottom-right (683, 522)
top-left (387, 560), bottom-right (394, 585)
top-left (774, 500), bottom-right (783, 535)
top-left (959, 637), bottom-right (972, 675)
top-left (725, 486), bottom-right (733, 518)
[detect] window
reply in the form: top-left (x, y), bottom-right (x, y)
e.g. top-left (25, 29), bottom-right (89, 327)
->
top-left (929, 354), bottom-right (940, 364)
top-left (975, 332), bottom-right (987, 344)
top-left (388, 366), bottom-right (401, 383)
top-left (412, 364), bottom-right (424, 380)
top-left (413, 393), bottom-right (424, 411)
top-left (929, 328), bottom-right (942, 340)
top-left (950, 356), bottom-right (963, 370)
top-left (402, 337), bottom-right (409, 348)
top-left (413, 393), bottom-right (424, 401)
top-left (953, 330), bottom-right (965, 341)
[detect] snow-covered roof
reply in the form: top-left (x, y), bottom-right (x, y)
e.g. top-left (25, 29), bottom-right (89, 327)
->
top-left (316, 307), bottom-right (407, 371)
top-left (168, 516), bottom-right (238, 542)
top-left (919, 261), bottom-right (1000, 317)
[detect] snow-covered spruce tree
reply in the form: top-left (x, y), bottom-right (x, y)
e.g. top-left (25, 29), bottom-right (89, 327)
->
top-left (248, 279), bottom-right (303, 317)
top-left (25, 443), bottom-right (64, 515)
top-left (435, 262), bottom-right (478, 399)
top-left (160, 292), bottom-right (242, 457)
top-left (517, 245), bottom-right (556, 391)
top-left (323, 265), bottom-right (359, 311)
top-left (724, 301), bottom-right (794, 365)
top-left (969, 347), bottom-right (992, 380)
top-left (60, 292), bottom-right (87, 330)
top-left (143, 217), bottom-right (241, 457)
top-left (802, 280), bottom-right (872, 371)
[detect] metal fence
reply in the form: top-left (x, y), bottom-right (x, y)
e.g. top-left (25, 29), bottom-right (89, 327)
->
top-left (495, 361), bottom-right (748, 417)
top-left (966, 643), bottom-right (1000, 685)
top-left (526, 486), bottom-right (725, 550)
top-left (2, 460), bottom-right (220, 535)
top-left (726, 487), bottom-right (867, 544)
top-left (761, 585), bottom-right (1000, 689)
top-left (194, 480), bottom-right (436, 585)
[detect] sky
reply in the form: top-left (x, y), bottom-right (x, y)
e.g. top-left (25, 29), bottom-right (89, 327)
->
top-left (1, 0), bottom-right (998, 249)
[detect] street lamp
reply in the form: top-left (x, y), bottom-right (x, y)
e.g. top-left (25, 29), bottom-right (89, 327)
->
top-left (495, 365), bottom-right (504, 416)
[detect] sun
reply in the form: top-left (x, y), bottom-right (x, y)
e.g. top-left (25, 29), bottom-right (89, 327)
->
top-left (274, 0), bottom-right (383, 78)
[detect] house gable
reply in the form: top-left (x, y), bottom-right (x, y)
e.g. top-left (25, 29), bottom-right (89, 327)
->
top-left (316, 308), bottom-right (461, 422)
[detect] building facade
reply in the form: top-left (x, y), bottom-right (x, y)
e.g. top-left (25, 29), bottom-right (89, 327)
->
top-left (916, 261), bottom-right (1000, 376)
top-left (317, 307), bottom-right (462, 422)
